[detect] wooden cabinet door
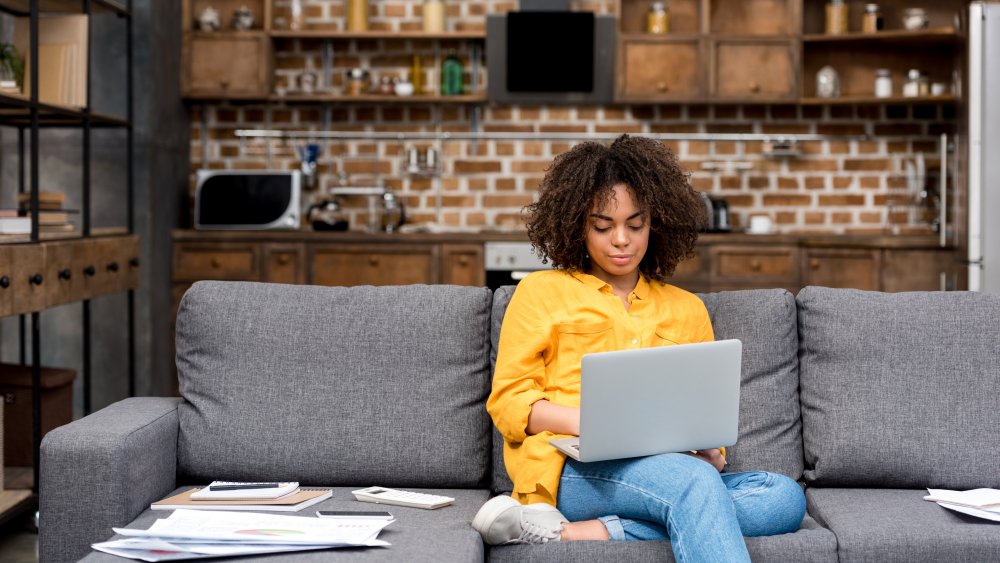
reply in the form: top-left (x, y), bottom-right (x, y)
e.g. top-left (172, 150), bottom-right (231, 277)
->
top-left (311, 244), bottom-right (437, 287)
top-left (618, 39), bottom-right (704, 101)
top-left (711, 244), bottom-right (800, 291)
top-left (882, 249), bottom-right (958, 292)
top-left (43, 240), bottom-right (82, 307)
top-left (183, 32), bottom-right (271, 97)
top-left (712, 39), bottom-right (797, 100)
top-left (803, 249), bottom-right (881, 291)
top-left (173, 243), bottom-right (261, 282)
top-left (10, 244), bottom-right (47, 315)
top-left (440, 244), bottom-right (484, 287)
top-left (263, 243), bottom-right (305, 285)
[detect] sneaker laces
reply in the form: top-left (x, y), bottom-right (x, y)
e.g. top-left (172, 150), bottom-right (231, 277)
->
top-left (514, 518), bottom-right (561, 544)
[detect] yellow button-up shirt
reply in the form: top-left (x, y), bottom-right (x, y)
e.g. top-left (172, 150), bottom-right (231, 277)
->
top-left (487, 269), bottom-right (716, 506)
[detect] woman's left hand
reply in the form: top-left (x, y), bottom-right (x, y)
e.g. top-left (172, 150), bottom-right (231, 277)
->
top-left (686, 448), bottom-right (726, 472)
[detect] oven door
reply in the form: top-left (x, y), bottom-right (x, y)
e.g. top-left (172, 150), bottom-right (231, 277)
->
top-left (484, 242), bottom-right (552, 291)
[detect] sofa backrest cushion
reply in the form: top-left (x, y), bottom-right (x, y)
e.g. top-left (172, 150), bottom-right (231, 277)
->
top-left (175, 281), bottom-right (494, 488)
top-left (489, 286), bottom-right (803, 494)
top-left (797, 286), bottom-right (1000, 488)
top-left (490, 285), bottom-right (516, 494)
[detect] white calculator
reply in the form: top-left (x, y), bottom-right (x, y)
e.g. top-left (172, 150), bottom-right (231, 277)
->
top-left (352, 486), bottom-right (455, 510)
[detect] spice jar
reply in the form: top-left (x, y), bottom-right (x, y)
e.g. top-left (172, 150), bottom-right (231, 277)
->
top-left (902, 69), bottom-right (928, 97)
top-left (347, 0), bottom-right (368, 32)
top-left (345, 68), bottom-right (369, 96)
top-left (874, 68), bottom-right (893, 97)
top-left (825, 0), bottom-right (848, 35)
top-left (646, 2), bottom-right (670, 34)
top-left (422, 0), bottom-right (445, 33)
top-left (862, 4), bottom-right (883, 33)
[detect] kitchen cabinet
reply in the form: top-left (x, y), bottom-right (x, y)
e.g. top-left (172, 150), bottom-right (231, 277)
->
top-left (263, 243), bottom-right (306, 284)
top-left (310, 244), bottom-right (437, 287)
top-left (711, 244), bottom-right (801, 291)
top-left (711, 39), bottom-right (798, 101)
top-left (618, 39), bottom-right (705, 101)
top-left (172, 243), bottom-right (261, 282)
top-left (441, 244), bottom-right (485, 287)
top-left (882, 249), bottom-right (959, 292)
top-left (182, 32), bottom-right (272, 98)
top-left (803, 248), bottom-right (881, 290)
top-left (800, 0), bottom-right (965, 103)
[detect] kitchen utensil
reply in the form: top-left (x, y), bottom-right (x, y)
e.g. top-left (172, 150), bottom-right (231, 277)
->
top-left (902, 8), bottom-right (929, 30)
top-left (381, 192), bottom-right (406, 233)
top-left (307, 197), bottom-right (349, 231)
top-left (748, 215), bottom-right (774, 234)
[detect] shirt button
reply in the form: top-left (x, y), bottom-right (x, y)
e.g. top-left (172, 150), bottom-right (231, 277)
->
top-left (631, 339), bottom-right (638, 345)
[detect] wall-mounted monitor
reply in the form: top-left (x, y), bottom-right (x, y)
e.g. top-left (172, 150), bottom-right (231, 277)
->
top-left (486, 12), bottom-right (615, 105)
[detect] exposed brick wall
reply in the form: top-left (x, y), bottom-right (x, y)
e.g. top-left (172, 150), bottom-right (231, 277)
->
top-left (189, 1), bottom-right (957, 235)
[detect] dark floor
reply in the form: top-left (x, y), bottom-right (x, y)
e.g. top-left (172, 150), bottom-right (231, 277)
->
top-left (0, 511), bottom-right (37, 563)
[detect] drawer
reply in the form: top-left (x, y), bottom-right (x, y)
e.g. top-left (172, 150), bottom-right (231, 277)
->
top-left (712, 245), bottom-right (799, 284)
top-left (311, 245), bottom-right (436, 287)
top-left (174, 244), bottom-right (260, 282)
top-left (0, 246), bottom-right (14, 316)
top-left (8, 244), bottom-right (48, 316)
top-left (44, 240), bottom-right (85, 307)
top-left (262, 243), bottom-right (305, 285)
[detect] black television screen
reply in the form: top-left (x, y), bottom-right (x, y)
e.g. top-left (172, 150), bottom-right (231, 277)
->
top-left (506, 12), bottom-right (594, 93)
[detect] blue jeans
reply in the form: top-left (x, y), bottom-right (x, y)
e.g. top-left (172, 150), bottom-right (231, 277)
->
top-left (556, 454), bottom-right (806, 563)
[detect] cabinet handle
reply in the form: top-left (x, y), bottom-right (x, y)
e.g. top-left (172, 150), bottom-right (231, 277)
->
top-left (219, 79), bottom-right (230, 91)
top-left (130, 257), bottom-right (140, 268)
top-left (210, 258), bottom-right (221, 268)
top-left (29, 273), bottom-right (43, 286)
top-left (458, 256), bottom-right (469, 266)
top-left (809, 259), bottom-right (820, 270)
top-left (748, 82), bottom-right (760, 93)
top-left (0, 275), bottom-right (9, 289)
top-left (368, 256), bottom-right (380, 266)
top-left (59, 268), bottom-right (72, 280)
top-left (84, 265), bottom-right (96, 277)
top-left (750, 260), bottom-right (762, 272)
top-left (277, 255), bottom-right (290, 265)
top-left (656, 81), bottom-right (669, 93)
top-left (107, 262), bottom-right (120, 273)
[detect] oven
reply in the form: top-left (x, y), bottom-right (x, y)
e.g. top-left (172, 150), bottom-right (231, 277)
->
top-left (484, 242), bottom-right (553, 291)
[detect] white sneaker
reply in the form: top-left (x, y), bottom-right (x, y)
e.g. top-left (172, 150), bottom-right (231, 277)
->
top-left (471, 495), bottom-right (566, 545)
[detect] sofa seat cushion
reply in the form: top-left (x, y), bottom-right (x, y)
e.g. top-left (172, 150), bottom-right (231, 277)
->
top-left (80, 487), bottom-right (490, 563)
top-left (807, 488), bottom-right (1000, 563)
top-left (489, 287), bottom-right (804, 494)
top-left (797, 287), bottom-right (1000, 488)
top-left (487, 515), bottom-right (836, 563)
top-left (175, 282), bottom-right (494, 488)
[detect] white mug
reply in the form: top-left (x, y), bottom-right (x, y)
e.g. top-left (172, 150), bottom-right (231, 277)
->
top-left (748, 215), bottom-right (774, 234)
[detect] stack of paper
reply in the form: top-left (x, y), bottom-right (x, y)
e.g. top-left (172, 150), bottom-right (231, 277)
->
top-left (152, 488), bottom-right (331, 513)
top-left (924, 488), bottom-right (1000, 522)
top-left (92, 509), bottom-right (392, 562)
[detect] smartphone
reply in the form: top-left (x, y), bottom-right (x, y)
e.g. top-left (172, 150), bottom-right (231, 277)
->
top-left (316, 510), bottom-right (393, 519)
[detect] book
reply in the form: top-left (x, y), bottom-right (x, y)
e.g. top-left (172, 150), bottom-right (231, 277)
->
top-left (190, 481), bottom-right (299, 501)
top-left (151, 488), bottom-right (332, 513)
top-left (0, 217), bottom-right (30, 234)
top-left (16, 191), bottom-right (65, 207)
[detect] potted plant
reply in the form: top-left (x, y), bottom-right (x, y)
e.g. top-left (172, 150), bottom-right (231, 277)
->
top-left (0, 42), bottom-right (24, 92)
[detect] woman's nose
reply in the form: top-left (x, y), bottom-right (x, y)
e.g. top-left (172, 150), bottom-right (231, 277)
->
top-left (612, 226), bottom-right (629, 246)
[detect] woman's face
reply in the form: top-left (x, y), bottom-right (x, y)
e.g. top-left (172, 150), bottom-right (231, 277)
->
top-left (585, 183), bottom-right (649, 286)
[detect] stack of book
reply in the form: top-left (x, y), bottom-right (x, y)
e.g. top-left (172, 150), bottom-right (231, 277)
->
top-left (16, 191), bottom-right (76, 233)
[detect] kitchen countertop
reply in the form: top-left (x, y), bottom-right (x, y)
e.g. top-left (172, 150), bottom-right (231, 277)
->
top-left (173, 229), bottom-right (954, 249)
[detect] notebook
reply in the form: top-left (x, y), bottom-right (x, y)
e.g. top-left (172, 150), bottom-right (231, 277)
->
top-left (549, 339), bottom-right (742, 463)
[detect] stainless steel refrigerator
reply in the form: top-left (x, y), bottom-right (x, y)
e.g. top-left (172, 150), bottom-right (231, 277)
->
top-left (966, 2), bottom-right (1000, 292)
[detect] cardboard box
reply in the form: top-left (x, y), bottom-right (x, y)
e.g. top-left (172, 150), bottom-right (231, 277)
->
top-left (0, 363), bottom-right (75, 468)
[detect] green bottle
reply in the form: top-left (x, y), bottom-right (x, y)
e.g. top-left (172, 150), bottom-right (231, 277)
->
top-left (441, 50), bottom-right (463, 96)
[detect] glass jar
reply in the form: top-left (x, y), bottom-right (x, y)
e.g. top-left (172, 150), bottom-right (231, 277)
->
top-left (815, 65), bottom-right (840, 98)
top-left (441, 51), bottom-right (464, 96)
top-left (347, 0), bottom-right (368, 32)
top-left (874, 68), bottom-right (892, 98)
top-left (902, 8), bottom-right (929, 30)
top-left (345, 68), bottom-right (369, 96)
top-left (862, 4), bottom-right (883, 33)
top-left (825, 0), bottom-right (848, 35)
top-left (902, 69), bottom-right (928, 97)
top-left (646, 2), bottom-right (670, 34)
top-left (422, 0), bottom-right (445, 33)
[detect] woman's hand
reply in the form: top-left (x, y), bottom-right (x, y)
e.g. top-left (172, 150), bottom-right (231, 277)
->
top-left (526, 400), bottom-right (581, 436)
top-left (686, 448), bottom-right (726, 472)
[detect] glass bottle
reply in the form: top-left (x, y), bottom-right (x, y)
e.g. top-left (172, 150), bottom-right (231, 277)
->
top-left (422, 0), bottom-right (445, 33)
top-left (410, 55), bottom-right (424, 94)
top-left (902, 69), bottom-right (928, 97)
top-left (347, 0), bottom-right (368, 32)
top-left (862, 4), bottom-right (883, 33)
top-left (646, 2), bottom-right (670, 34)
top-left (289, 0), bottom-right (304, 30)
top-left (825, 0), bottom-right (848, 35)
top-left (441, 51), bottom-right (464, 96)
top-left (874, 68), bottom-right (892, 98)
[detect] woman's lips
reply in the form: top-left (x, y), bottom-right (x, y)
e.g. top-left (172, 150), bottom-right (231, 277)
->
top-left (609, 254), bottom-right (632, 265)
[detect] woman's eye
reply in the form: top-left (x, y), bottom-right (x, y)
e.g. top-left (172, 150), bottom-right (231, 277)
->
top-left (628, 223), bottom-right (645, 231)
top-left (593, 225), bottom-right (611, 233)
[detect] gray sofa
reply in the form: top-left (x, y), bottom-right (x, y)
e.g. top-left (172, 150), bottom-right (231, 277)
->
top-left (39, 281), bottom-right (1000, 563)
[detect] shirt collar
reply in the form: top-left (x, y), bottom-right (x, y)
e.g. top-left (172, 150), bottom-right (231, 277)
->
top-left (568, 269), bottom-right (650, 300)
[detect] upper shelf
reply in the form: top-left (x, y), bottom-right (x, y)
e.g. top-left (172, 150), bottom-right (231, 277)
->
top-left (0, 91), bottom-right (129, 127)
top-left (0, 0), bottom-right (128, 17)
top-left (269, 30), bottom-right (486, 40)
top-left (803, 28), bottom-right (961, 44)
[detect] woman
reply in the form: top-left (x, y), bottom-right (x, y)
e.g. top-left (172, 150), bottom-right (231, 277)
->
top-left (471, 135), bottom-right (806, 562)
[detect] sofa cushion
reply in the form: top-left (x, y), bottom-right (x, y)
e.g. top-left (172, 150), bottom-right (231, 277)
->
top-left (797, 287), bottom-right (1000, 488)
top-left (807, 488), bottom-right (1000, 563)
top-left (176, 281), bottom-right (493, 488)
top-left (699, 289), bottom-right (803, 480)
top-left (488, 515), bottom-right (836, 563)
top-left (489, 287), bottom-right (804, 493)
top-left (81, 487), bottom-right (489, 563)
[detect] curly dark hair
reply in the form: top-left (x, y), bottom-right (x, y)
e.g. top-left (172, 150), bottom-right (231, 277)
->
top-left (525, 134), bottom-right (707, 282)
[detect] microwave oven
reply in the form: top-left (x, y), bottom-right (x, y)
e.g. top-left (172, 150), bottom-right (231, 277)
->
top-left (195, 170), bottom-right (301, 230)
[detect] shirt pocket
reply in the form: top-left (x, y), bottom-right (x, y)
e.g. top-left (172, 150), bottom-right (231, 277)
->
top-left (653, 326), bottom-right (681, 346)
top-left (556, 319), bottom-right (615, 373)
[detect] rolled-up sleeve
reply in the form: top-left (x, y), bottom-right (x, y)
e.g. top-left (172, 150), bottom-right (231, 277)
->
top-left (487, 279), bottom-right (553, 444)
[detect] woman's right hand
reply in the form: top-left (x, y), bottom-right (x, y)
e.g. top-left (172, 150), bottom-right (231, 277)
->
top-left (526, 399), bottom-right (581, 436)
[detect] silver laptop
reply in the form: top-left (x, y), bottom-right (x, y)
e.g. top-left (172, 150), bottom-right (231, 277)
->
top-left (550, 339), bottom-right (742, 462)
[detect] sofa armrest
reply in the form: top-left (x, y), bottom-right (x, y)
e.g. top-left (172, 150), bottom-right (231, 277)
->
top-left (39, 396), bottom-right (182, 563)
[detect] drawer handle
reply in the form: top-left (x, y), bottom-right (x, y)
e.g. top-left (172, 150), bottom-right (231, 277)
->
top-left (84, 265), bottom-right (96, 277)
top-left (130, 257), bottom-right (140, 268)
top-left (809, 259), bottom-right (820, 270)
top-left (368, 256), bottom-right (380, 266)
top-left (750, 260), bottom-right (762, 272)
top-left (210, 258), bottom-right (221, 268)
top-left (277, 255), bottom-right (290, 265)
top-left (29, 273), bottom-right (43, 286)
top-left (458, 256), bottom-right (469, 266)
top-left (59, 268), bottom-right (72, 280)
top-left (107, 262), bottom-right (120, 273)
top-left (749, 82), bottom-right (761, 93)
top-left (657, 81), bottom-right (669, 93)
top-left (0, 275), bottom-right (9, 289)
